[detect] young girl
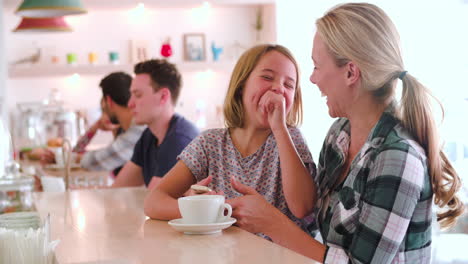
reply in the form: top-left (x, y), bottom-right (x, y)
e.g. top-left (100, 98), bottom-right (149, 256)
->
top-left (144, 44), bottom-right (317, 236)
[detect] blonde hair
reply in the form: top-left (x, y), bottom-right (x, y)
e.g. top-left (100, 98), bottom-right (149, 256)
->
top-left (223, 44), bottom-right (303, 128)
top-left (317, 3), bottom-right (464, 228)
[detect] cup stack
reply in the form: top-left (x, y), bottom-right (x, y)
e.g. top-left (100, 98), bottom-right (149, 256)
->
top-left (0, 212), bottom-right (59, 264)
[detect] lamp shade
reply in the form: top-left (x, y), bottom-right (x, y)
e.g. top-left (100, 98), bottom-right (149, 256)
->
top-left (13, 17), bottom-right (72, 33)
top-left (16, 0), bottom-right (87, 18)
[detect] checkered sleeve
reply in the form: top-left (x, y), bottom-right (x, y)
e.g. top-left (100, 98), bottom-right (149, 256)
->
top-left (325, 143), bottom-right (426, 264)
top-left (316, 118), bottom-right (349, 198)
top-left (80, 125), bottom-right (145, 171)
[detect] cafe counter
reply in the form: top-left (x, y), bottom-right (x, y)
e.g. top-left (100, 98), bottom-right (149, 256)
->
top-left (33, 187), bottom-right (318, 264)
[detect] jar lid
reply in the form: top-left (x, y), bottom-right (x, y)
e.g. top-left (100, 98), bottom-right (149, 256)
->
top-left (0, 175), bottom-right (34, 191)
top-left (0, 161), bottom-right (21, 179)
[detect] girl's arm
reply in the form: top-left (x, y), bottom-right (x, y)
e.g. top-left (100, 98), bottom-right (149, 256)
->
top-left (274, 127), bottom-right (317, 218)
top-left (260, 90), bottom-right (317, 218)
top-left (144, 161), bottom-right (197, 220)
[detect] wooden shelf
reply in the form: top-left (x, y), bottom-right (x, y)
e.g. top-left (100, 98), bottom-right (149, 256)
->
top-left (8, 61), bottom-right (236, 78)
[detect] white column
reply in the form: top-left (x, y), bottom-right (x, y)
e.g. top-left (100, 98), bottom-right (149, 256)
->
top-left (0, 0), bottom-right (6, 120)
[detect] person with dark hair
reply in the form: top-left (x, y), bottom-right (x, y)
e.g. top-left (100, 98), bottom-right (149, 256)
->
top-left (111, 60), bottom-right (199, 189)
top-left (42, 72), bottom-right (146, 175)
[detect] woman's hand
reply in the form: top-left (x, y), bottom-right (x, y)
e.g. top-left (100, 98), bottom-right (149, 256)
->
top-left (258, 90), bottom-right (287, 133)
top-left (227, 177), bottom-right (278, 234)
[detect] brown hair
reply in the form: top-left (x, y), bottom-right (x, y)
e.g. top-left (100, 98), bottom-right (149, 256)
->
top-left (223, 44), bottom-right (303, 128)
top-left (134, 59), bottom-right (182, 105)
top-left (99, 72), bottom-right (132, 107)
top-left (317, 2), bottom-right (464, 228)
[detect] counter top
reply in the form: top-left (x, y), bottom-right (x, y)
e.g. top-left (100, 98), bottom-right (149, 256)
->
top-left (33, 187), bottom-right (317, 264)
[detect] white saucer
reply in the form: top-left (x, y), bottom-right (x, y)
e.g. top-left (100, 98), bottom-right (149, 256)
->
top-left (168, 217), bottom-right (236, 235)
top-left (45, 163), bottom-right (80, 170)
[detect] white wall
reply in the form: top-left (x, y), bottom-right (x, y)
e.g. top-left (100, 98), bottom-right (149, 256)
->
top-left (4, 4), bottom-right (270, 145)
top-left (0, 0), bottom-right (9, 173)
top-left (5, 6), bottom-right (261, 65)
top-left (0, 0), bottom-right (5, 115)
top-left (275, 1), bottom-right (335, 160)
top-left (276, 0), bottom-right (468, 160)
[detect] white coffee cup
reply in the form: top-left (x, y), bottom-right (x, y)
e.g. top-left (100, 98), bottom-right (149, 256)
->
top-left (48, 147), bottom-right (64, 167)
top-left (40, 176), bottom-right (65, 192)
top-left (49, 147), bottom-right (77, 167)
top-left (178, 195), bottom-right (232, 224)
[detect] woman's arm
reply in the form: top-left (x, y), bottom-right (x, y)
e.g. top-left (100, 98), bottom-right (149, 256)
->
top-left (143, 161), bottom-right (197, 220)
top-left (267, 208), bottom-right (326, 262)
top-left (228, 177), bottom-right (326, 262)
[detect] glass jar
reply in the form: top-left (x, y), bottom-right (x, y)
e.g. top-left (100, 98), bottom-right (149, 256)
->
top-left (15, 103), bottom-right (46, 157)
top-left (0, 175), bottom-right (34, 214)
top-left (0, 161), bottom-right (34, 214)
top-left (0, 111), bottom-right (13, 174)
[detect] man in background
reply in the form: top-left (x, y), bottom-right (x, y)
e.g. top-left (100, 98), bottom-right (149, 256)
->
top-left (42, 72), bottom-right (146, 176)
top-left (111, 59), bottom-right (199, 189)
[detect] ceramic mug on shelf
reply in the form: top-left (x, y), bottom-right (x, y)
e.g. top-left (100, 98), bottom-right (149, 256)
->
top-left (66, 53), bottom-right (77, 65)
top-left (178, 195), bottom-right (232, 224)
top-left (108, 52), bottom-right (119, 64)
top-left (88, 52), bottom-right (98, 64)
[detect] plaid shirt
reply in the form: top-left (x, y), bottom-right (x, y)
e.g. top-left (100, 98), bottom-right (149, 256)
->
top-left (78, 121), bottom-right (145, 171)
top-left (313, 106), bottom-right (433, 263)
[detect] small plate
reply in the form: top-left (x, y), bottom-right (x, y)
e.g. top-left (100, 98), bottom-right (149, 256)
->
top-left (0, 212), bottom-right (40, 220)
top-left (0, 212), bottom-right (41, 229)
top-left (168, 217), bottom-right (236, 235)
top-left (44, 163), bottom-right (81, 170)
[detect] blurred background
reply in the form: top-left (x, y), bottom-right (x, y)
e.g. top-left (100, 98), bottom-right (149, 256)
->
top-left (0, 0), bottom-right (467, 262)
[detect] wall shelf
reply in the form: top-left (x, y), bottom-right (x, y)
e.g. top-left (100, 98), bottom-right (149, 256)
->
top-left (8, 61), bottom-right (236, 78)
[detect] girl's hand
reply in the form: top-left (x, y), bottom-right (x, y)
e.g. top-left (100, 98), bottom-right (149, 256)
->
top-left (183, 176), bottom-right (224, 196)
top-left (258, 91), bottom-right (287, 133)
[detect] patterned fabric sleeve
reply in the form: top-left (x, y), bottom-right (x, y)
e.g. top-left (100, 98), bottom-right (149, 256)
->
top-left (316, 132), bottom-right (328, 199)
top-left (72, 129), bottom-right (97, 153)
top-left (80, 125), bottom-right (145, 171)
top-left (177, 131), bottom-right (209, 182)
top-left (325, 143), bottom-right (426, 264)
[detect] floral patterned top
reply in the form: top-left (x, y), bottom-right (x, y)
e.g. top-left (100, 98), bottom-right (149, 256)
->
top-left (178, 127), bottom-right (316, 236)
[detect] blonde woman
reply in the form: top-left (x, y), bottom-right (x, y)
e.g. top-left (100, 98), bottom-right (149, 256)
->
top-left (144, 44), bottom-right (317, 238)
top-left (225, 3), bottom-right (465, 263)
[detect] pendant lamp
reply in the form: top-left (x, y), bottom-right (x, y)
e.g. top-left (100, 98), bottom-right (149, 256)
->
top-left (16, 0), bottom-right (87, 18)
top-left (13, 17), bottom-right (72, 33)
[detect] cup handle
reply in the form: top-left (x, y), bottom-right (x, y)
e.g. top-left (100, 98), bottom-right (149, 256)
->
top-left (218, 203), bottom-right (232, 222)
